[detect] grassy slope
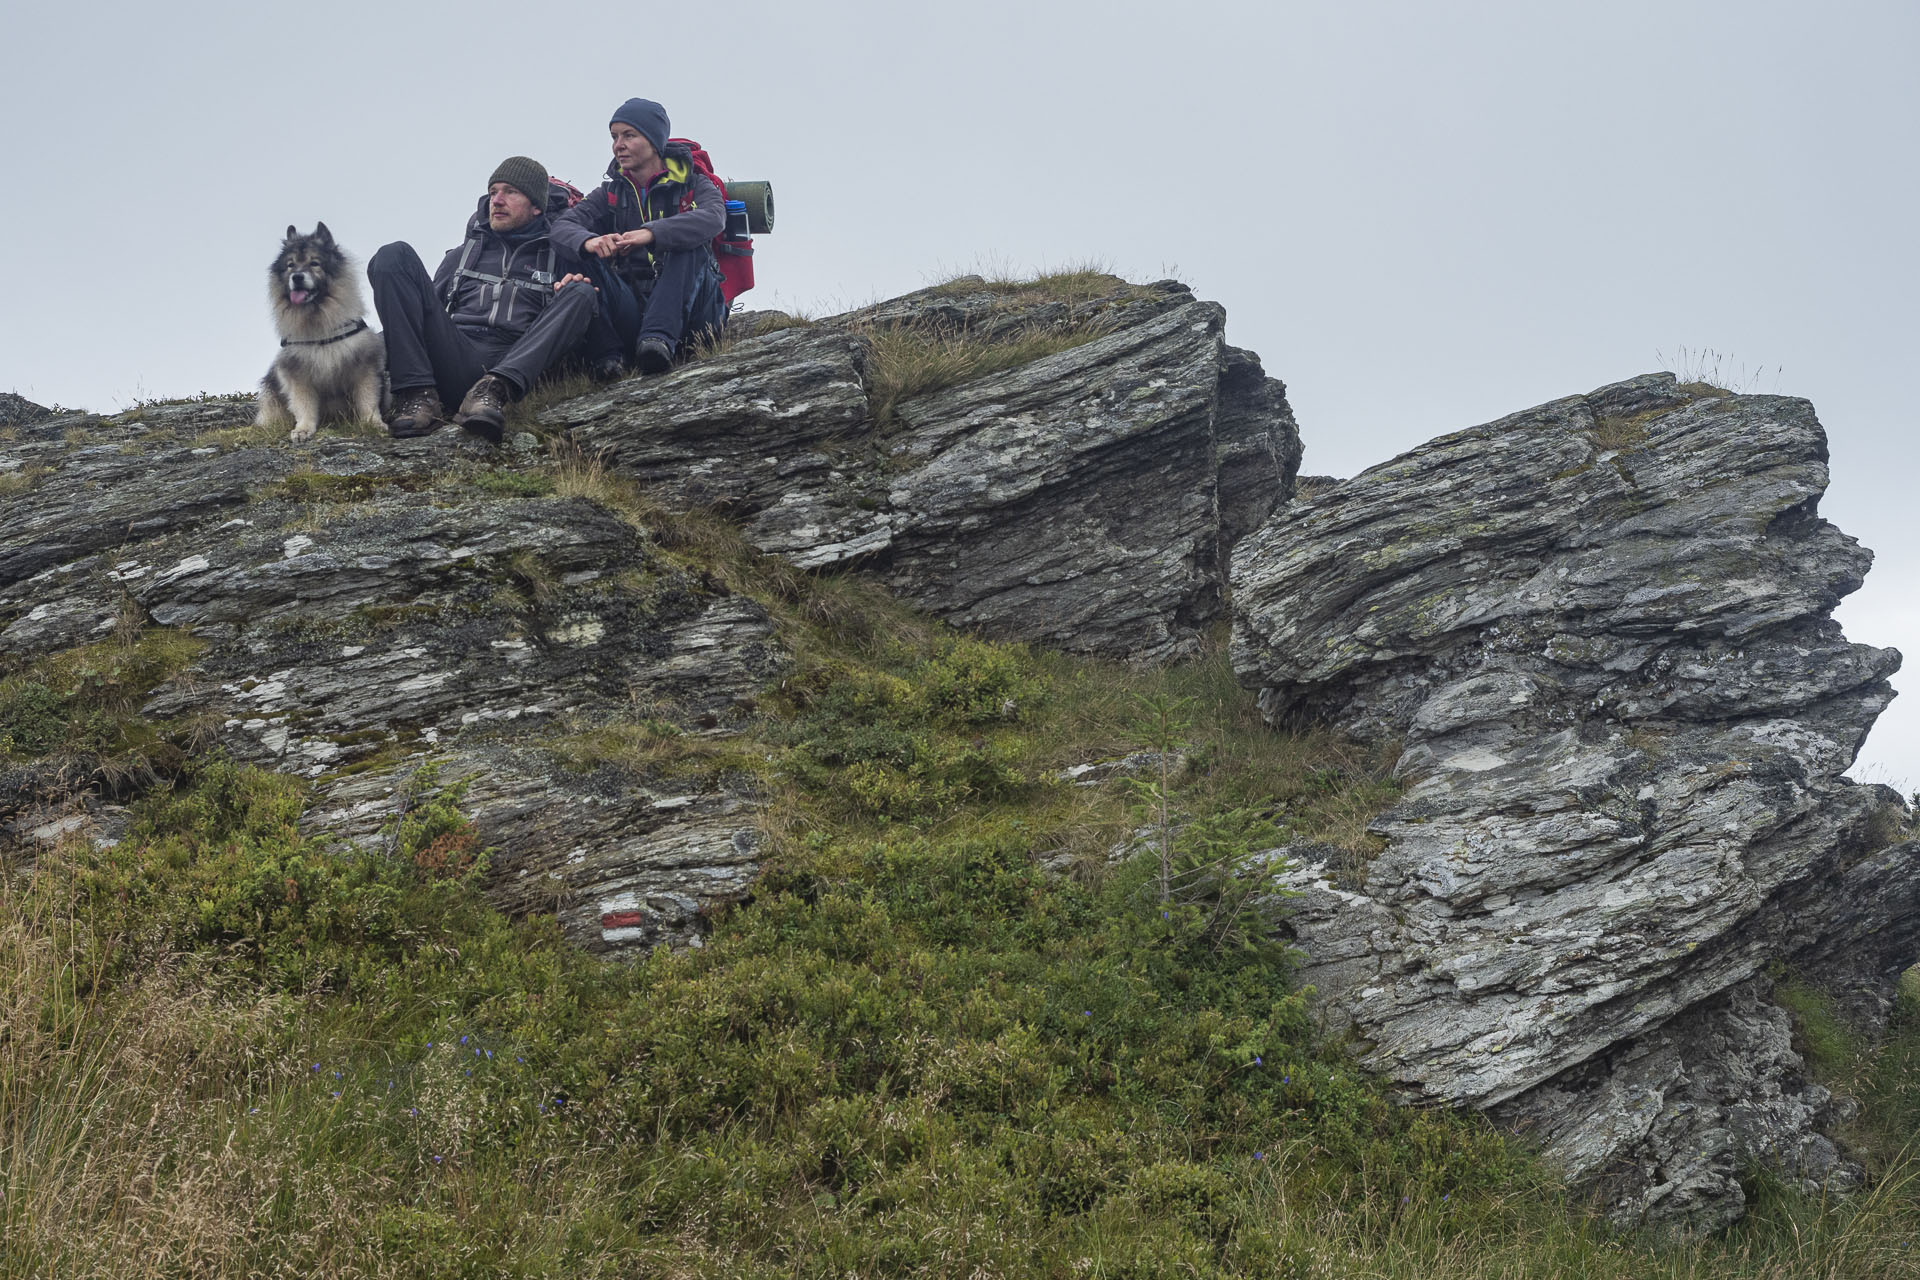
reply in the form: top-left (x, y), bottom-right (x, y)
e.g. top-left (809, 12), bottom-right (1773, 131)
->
top-left (5, 277), bottom-right (1920, 1278)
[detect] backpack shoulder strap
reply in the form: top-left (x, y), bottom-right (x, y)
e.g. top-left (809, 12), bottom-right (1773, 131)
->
top-left (441, 238), bottom-right (481, 312)
top-left (668, 138), bottom-right (728, 210)
top-left (445, 235), bottom-right (559, 304)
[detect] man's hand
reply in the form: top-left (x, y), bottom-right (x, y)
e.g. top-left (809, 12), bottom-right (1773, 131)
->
top-left (581, 235), bottom-right (621, 259)
top-left (554, 272), bottom-right (592, 292)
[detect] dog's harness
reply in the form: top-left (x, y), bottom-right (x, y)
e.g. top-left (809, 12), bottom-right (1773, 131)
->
top-left (280, 319), bottom-right (368, 348)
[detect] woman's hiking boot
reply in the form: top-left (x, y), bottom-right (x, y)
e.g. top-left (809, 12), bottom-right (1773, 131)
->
top-left (388, 386), bottom-right (444, 438)
top-left (635, 337), bottom-right (676, 375)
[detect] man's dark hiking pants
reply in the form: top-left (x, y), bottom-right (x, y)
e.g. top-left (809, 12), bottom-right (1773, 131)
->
top-left (369, 242), bottom-right (595, 404)
top-left (579, 247), bottom-right (727, 364)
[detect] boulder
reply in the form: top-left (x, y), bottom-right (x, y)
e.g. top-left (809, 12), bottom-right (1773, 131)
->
top-left (540, 278), bottom-right (1302, 661)
top-left (1230, 373), bottom-right (1918, 1229)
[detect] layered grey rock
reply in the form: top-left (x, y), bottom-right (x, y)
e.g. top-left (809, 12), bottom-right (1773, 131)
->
top-left (2, 276), bottom-right (1298, 948)
top-left (1231, 373), bottom-right (1917, 1229)
top-left (0, 400), bottom-right (783, 953)
top-left (540, 278), bottom-right (1302, 661)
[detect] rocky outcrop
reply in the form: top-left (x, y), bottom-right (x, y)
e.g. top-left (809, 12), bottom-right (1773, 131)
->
top-left (540, 278), bottom-right (1302, 661)
top-left (0, 399), bottom-right (783, 953)
top-left (1231, 373), bottom-right (1918, 1230)
top-left (1, 275), bottom-right (1296, 950)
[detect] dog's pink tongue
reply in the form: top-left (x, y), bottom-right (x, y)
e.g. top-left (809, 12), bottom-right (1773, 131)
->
top-left (289, 289), bottom-right (310, 305)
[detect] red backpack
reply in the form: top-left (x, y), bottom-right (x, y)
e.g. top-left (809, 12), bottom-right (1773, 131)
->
top-left (602, 137), bottom-right (754, 304)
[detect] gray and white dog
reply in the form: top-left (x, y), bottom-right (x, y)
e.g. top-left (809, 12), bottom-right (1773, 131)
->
top-left (256, 223), bottom-right (388, 442)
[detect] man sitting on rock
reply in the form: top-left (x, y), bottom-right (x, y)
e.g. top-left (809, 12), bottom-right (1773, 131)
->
top-left (551, 98), bottom-right (727, 377)
top-left (369, 156), bottom-right (597, 442)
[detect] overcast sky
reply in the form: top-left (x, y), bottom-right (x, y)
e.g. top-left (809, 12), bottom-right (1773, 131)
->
top-left (5, 0), bottom-right (1915, 790)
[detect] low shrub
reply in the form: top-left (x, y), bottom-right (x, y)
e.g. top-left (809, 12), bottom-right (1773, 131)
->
top-left (66, 756), bottom-right (492, 992)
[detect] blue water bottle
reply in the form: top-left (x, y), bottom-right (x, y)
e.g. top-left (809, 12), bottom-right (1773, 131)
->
top-left (724, 200), bottom-right (750, 241)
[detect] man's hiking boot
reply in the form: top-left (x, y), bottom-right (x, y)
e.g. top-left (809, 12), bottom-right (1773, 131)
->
top-left (589, 355), bottom-right (629, 384)
top-left (454, 374), bottom-right (512, 444)
top-left (635, 338), bottom-right (676, 376)
top-left (388, 387), bottom-right (444, 438)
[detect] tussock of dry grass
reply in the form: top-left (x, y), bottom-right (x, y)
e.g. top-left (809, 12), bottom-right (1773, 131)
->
top-left (547, 440), bottom-right (815, 611)
top-left (196, 421), bottom-right (286, 450)
top-left (1, 858), bottom-right (298, 1273)
top-left (548, 718), bottom-right (757, 784)
top-left (926, 262), bottom-right (1153, 308)
top-left (860, 321), bottom-right (1110, 426)
top-left (854, 265), bottom-right (1161, 425)
top-left (0, 466), bottom-right (48, 497)
top-left (505, 370), bottom-right (597, 432)
top-left (1656, 346), bottom-right (1780, 396)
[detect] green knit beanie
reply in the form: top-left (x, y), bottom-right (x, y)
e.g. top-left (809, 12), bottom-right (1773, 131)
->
top-left (488, 156), bottom-right (549, 208)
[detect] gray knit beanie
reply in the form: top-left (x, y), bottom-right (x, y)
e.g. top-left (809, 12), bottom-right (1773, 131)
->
top-left (487, 155), bottom-right (549, 207)
top-left (610, 98), bottom-right (671, 156)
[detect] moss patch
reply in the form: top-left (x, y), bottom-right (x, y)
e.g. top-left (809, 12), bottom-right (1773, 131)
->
top-left (0, 624), bottom-right (203, 765)
top-left (275, 469), bottom-right (432, 503)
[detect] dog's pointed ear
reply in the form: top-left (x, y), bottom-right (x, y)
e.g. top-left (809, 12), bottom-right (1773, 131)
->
top-left (314, 222), bottom-right (333, 244)
top-left (286, 224), bottom-right (298, 241)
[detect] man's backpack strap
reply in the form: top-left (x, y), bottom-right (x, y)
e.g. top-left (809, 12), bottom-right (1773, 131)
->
top-left (451, 268), bottom-right (558, 296)
top-left (440, 239), bottom-right (481, 312)
top-left (447, 241), bottom-right (559, 303)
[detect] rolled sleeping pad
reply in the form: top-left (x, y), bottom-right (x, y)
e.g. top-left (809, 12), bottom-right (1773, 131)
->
top-left (725, 180), bottom-right (774, 234)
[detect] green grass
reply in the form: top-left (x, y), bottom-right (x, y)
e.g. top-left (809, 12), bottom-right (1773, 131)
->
top-left (5, 442), bottom-right (1919, 1277)
top-left (9, 731), bottom-right (1919, 1277)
